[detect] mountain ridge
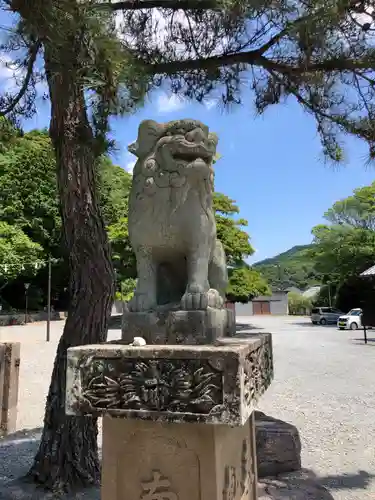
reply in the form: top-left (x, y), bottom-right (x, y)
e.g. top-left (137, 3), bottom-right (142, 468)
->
top-left (253, 244), bottom-right (313, 267)
top-left (252, 244), bottom-right (320, 290)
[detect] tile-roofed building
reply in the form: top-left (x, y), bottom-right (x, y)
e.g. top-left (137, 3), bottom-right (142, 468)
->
top-left (360, 265), bottom-right (375, 277)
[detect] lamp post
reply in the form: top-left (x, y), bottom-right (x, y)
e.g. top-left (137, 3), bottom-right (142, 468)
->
top-left (46, 256), bottom-right (52, 342)
top-left (24, 283), bottom-right (30, 324)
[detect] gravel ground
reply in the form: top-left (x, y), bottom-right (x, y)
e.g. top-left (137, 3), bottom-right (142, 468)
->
top-left (0, 315), bottom-right (374, 499)
top-left (253, 315), bottom-right (375, 500)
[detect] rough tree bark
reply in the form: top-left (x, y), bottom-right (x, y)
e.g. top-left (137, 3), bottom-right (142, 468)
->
top-left (9, 1), bottom-right (115, 491)
top-left (27, 48), bottom-right (114, 491)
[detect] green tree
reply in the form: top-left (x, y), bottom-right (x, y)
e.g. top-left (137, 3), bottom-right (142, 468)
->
top-left (213, 192), bottom-right (254, 266)
top-left (288, 291), bottom-right (312, 315)
top-left (0, 128), bottom-right (134, 309)
top-left (97, 157), bottom-right (132, 226)
top-left (213, 192), bottom-right (270, 300)
top-left (107, 216), bottom-right (136, 283)
top-left (116, 277), bottom-right (137, 301)
top-left (227, 267), bottom-right (270, 303)
top-left (324, 182), bottom-right (375, 230)
top-left (0, 117), bottom-right (21, 152)
top-left (308, 183), bottom-right (375, 306)
top-left (0, 130), bottom-right (61, 252)
top-left (0, 222), bottom-right (43, 282)
top-left (310, 224), bottom-right (375, 284)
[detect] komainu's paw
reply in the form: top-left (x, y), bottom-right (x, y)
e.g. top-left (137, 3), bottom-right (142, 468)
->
top-left (128, 293), bottom-right (156, 312)
top-left (180, 286), bottom-right (224, 310)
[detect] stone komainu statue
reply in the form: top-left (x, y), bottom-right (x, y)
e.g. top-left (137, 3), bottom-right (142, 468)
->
top-left (127, 119), bottom-right (228, 312)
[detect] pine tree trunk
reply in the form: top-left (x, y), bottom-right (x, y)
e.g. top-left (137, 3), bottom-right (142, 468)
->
top-left (26, 38), bottom-right (115, 491)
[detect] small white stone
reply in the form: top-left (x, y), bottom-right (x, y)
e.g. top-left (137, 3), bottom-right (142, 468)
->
top-left (130, 336), bottom-right (147, 346)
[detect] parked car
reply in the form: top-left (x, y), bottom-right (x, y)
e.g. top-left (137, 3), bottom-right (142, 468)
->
top-left (337, 308), bottom-right (362, 330)
top-left (311, 307), bottom-right (343, 325)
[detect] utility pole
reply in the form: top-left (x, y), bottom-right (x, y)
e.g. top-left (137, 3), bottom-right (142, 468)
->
top-left (24, 283), bottom-right (30, 324)
top-left (275, 264), bottom-right (283, 289)
top-left (327, 282), bottom-right (332, 308)
top-left (46, 255), bottom-right (52, 342)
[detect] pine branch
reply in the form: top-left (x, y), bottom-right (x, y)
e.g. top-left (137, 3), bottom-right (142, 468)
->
top-left (148, 50), bottom-right (375, 77)
top-left (0, 39), bottom-right (42, 117)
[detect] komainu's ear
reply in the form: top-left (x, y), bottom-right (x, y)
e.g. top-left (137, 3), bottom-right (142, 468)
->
top-left (128, 142), bottom-right (138, 155)
top-left (128, 120), bottom-right (166, 158)
top-left (208, 132), bottom-right (219, 147)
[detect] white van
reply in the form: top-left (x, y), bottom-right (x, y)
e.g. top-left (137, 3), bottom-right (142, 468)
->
top-left (337, 308), bottom-right (362, 330)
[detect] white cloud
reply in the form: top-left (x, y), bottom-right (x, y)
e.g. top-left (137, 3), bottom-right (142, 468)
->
top-left (35, 81), bottom-right (49, 97)
top-left (157, 94), bottom-right (186, 113)
top-left (0, 55), bottom-right (24, 92)
top-left (204, 99), bottom-right (217, 111)
top-left (122, 150), bottom-right (136, 173)
top-left (125, 159), bottom-right (136, 173)
top-left (114, 8), bottom-right (228, 62)
top-left (354, 6), bottom-right (374, 26)
top-left (0, 54), bottom-right (48, 99)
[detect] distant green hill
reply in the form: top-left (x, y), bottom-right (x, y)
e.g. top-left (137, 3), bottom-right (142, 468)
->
top-left (253, 244), bottom-right (321, 290)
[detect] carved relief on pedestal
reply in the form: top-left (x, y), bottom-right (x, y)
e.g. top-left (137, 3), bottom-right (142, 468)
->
top-left (222, 435), bottom-right (256, 500)
top-left (67, 336), bottom-right (273, 425)
top-left (223, 465), bottom-right (237, 500)
top-left (240, 437), bottom-right (255, 498)
top-left (243, 340), bottom-right (273, 409)
top-left (80, 357), bottom-right (223, 415)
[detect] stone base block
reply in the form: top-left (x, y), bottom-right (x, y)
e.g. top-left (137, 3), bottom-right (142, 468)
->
top-left (121, 310), bottom-right (168, 345)
top-left (122, 307), bottom-right (235, 345)
top-left (102, 414), bottom-right (258, 500)
top-left (66, 334), bottom-right (273, 426)
top-left (255, 411), bottom-right (302, 478)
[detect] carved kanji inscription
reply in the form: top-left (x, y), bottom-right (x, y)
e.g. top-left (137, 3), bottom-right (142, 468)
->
top-left (141, 470), bottom-right (178, 500)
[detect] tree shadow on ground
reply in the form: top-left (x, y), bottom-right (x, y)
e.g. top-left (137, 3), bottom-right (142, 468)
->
top-left (0, 432), bottom-right (100, 499)
top-left (318, 469), bottom-right (375, 490)
top-left (0, 427), bottom-right (43, 444)
top-left (236, 322), bottom-right (264, 332)
top-left (290, 322), bottom-right (334, 328)
top-left (260, 468), bottom-right (375, 499)
top-left (1, 434), bottom-right (374, 499)
top-left (351, 338), bottom-right (375, 346)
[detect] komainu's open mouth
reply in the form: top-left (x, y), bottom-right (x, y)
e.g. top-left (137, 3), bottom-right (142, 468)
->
top-left (172, 152), bottom-right (209, 162)
top-left (171, 141), bottom-right (213, 163)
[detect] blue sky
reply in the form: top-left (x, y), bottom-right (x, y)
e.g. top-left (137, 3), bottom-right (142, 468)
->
top-left (26, 90), bottom-right (375, 264)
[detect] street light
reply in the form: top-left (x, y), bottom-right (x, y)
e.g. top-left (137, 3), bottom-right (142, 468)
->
top-left (24, 283), bottom-right (30, 324)
top-left (46, 256), bottom-right (52, 342)
top-left (327, 282), bottom-right (332, 307)
top-left (274, 264), bottom-right (283, 289)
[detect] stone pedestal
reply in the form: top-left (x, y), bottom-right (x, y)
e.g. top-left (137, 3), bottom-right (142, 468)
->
top-left (102, 414), bottom-right (258, 500)
top-left (66, 334), bottom-right (273, 500)
top-left (122, 307), bottom-right (236, 345)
